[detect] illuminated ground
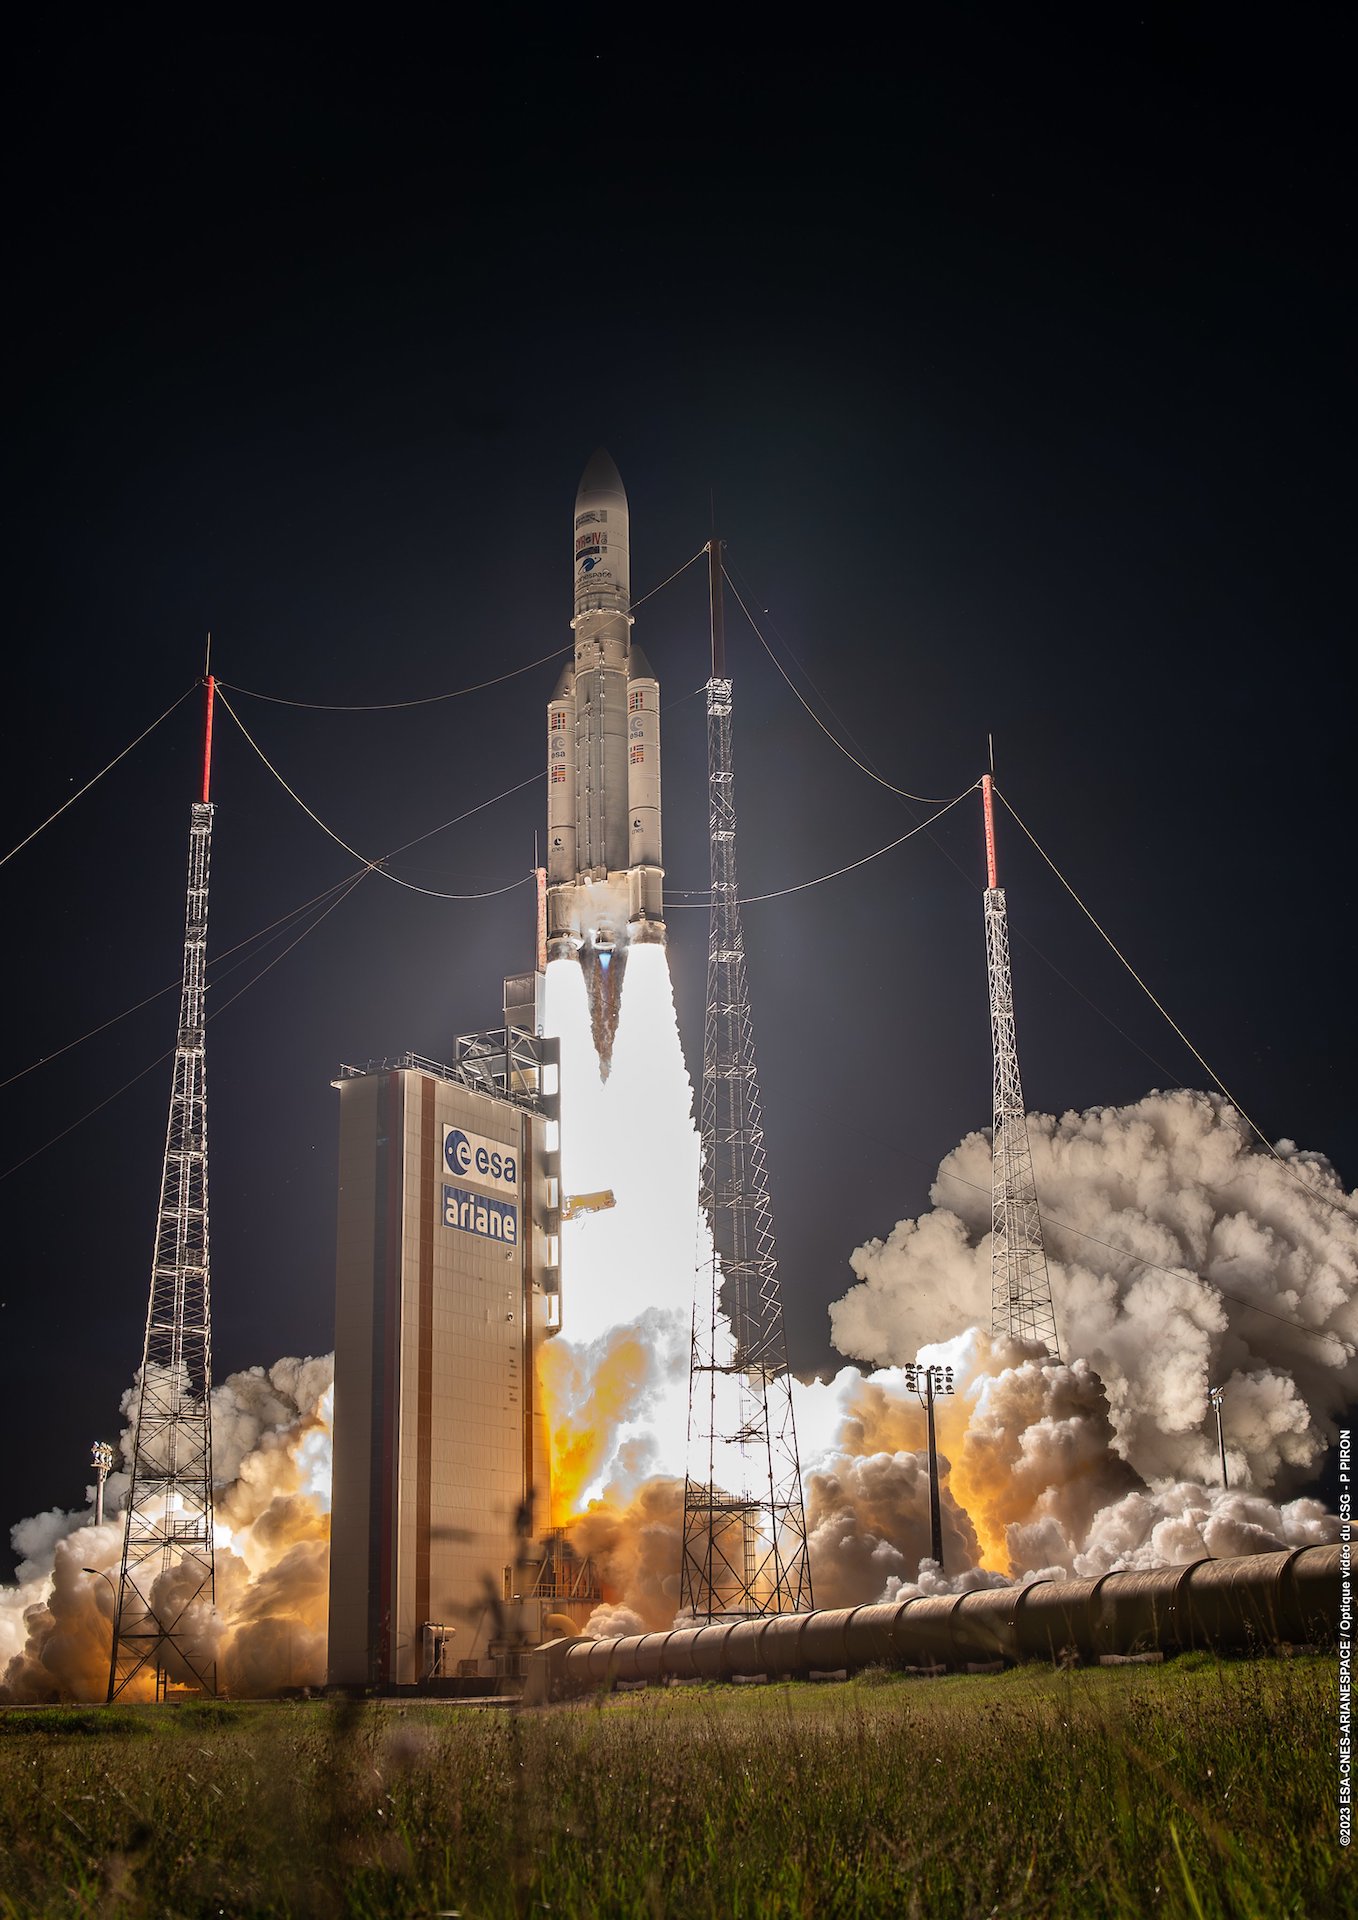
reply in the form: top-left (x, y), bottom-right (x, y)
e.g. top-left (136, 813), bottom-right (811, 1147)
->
top-left (0, 1654), bottom-right (1340, 1917)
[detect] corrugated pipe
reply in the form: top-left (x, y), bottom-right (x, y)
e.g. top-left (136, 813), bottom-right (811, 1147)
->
top-left (523, 1544), bottom-right (1338, 1704)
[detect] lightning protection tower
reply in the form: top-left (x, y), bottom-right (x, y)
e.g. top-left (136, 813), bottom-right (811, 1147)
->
top-left (107, 670), bottom-right (219, 1701)
top-left (680, 543), bottom-right (813, 1619)
top-left (982, 772), bottom-right (1060, 1357)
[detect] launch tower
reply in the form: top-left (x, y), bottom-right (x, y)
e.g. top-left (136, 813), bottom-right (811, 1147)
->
top-left (107, 676), bottom-right (219, 1701)
top-left (983, 773), bottom-right (1060, 1356)
top-left (680, 543), bottom-right (813, 1619)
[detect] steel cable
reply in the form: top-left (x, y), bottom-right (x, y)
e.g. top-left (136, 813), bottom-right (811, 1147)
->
top-left (0, 684), bottom-right (198, 870)
top-left (216, 688), bottom-right (535, 900)
top-left (217, 547), bottom-right (708, 710)
top-left (666, 782), bottom-right (979, 906)
top-left (0, 872), bottom-right (368, 1182)
top-left (996, 785), bottom-right (1356, 1219)
top-left (721, 568), bottom-right (960, 805)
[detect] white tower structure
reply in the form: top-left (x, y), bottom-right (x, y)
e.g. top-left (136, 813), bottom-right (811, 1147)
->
top-left (107, 676), bottom-right (219, 1701)
top-left (680, 542), bottom-right (813, 1619)
top-left (983, 773), bottom-right (1060, 1357)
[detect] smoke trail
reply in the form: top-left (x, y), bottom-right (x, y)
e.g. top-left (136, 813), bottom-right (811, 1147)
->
top-left (0, 1358), bottom-right (333, 1703)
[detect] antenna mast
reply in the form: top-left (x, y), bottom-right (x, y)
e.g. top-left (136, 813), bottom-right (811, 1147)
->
top-left (680, 542), bottom-right (813, 1619)
top-left (107, 669), bottom-right (219, 1700)
top-left (982, 773), bottom-right (1059, 1356)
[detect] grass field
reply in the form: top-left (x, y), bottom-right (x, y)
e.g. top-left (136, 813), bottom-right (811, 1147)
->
top-left (0, 1654), bottom-right (1344, 1918)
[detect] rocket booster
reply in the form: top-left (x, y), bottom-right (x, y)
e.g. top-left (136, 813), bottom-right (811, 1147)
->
top-left (547, 450), bottom-right (664, 954)
top-left (546, 451), bottom-right (662, 1067)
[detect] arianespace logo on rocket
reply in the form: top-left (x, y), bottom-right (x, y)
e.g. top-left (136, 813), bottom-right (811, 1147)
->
top-left (442, 1123), bottom-right (518, 1194)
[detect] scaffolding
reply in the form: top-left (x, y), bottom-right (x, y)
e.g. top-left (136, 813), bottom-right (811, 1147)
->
top-left (983, 774), bottom-right (1060, 1356)
top-left (335, 1028), bottom-right (556, 1112)
top-left (680, 544), bottom-right (813, 1620)
top-left (107, 677), bottom-right (220, 1701)
top-left (526, 1528), bottom-right (604, 1606)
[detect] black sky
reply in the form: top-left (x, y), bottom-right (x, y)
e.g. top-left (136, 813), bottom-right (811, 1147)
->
top-left (2, 15), bottom-right (1351, 1572)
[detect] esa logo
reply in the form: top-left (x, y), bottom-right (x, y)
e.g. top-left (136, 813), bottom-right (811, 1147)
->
top-left (442, 1124), bottom-right (518, 1194)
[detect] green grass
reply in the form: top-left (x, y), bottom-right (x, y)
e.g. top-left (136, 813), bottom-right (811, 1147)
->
top-left (0, 1655), bottom-right (1345, 1918)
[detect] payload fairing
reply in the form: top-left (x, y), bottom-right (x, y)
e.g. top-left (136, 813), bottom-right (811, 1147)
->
top-left (546, 451), bottom-right (663, 1066)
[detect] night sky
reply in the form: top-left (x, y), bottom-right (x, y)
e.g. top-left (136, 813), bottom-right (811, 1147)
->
top-left (2, 18), bottom-right (1349, 1573)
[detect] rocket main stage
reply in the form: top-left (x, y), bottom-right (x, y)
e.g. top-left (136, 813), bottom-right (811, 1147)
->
top-left (547, 451), bottom-right (663, 1068)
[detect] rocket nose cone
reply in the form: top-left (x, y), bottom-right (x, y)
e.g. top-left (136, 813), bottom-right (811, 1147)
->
top-left (576, 448), bottom-right (627, 511)
top-left (572, 446), bottom-right (631, 618)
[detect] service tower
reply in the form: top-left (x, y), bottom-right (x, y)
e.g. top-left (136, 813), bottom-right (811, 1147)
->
top-left (327, 1021), bottom-right (567, 1689)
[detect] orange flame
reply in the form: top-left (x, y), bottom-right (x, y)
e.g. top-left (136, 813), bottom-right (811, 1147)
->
top-left (536, 1327), bottom-right (653, 1526)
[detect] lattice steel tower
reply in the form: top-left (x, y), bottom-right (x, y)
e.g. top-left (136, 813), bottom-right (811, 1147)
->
top-left (982, 772), bottom-right (1060, 1357)
top-left (680, 543), bottom-right (813, 1619)
top-left (107, 672), bottom-right (219, 1701)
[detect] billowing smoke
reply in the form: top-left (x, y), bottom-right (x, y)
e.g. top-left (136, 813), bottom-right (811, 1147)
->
top-left (794, 1335), bottom-right (1337, 1594)
top-left (831, 1091), bottom-right (1357, 1493)
top-left (7, 1072), bottom-right (1351, 1686)
top-left (803, 1447), bottom-right (989, 1613)
top-left (1, 1357), bottom-right (333, 1703)
top-left (541, 1051), bottom-right (1352, 1628)
top-left (568, 1477), bottom-right (686, 1633)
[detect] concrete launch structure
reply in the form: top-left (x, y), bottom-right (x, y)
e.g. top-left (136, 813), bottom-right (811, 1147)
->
top-left (328, 452), bottom-right (662, 1688)
top-left (547, 451), bottom-right (662, 1064)
top-left (327, 1029), bottom-right (569, 1688)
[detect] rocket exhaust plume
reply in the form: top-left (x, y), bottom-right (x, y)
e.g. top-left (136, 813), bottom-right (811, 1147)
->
top-left (530, 479), bottom-right (1350, 1625)
top-left (546, 452), bottom-right (664, 1075)
top-left (579, 941), bottom-right (627, 1074)
top-left (538, 945), bottom-right (699, 1530)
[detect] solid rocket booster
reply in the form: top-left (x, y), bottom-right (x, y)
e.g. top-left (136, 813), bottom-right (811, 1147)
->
top-left (547, 450), bottom-right (664, 961)
top-left (546, 451), bottom-right (662, 1068)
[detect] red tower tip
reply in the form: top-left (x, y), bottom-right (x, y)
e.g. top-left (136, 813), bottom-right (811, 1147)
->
top-left (982, 774), bottom-right (998, 890)
top-left (201, 675), bottom-right (216, 805)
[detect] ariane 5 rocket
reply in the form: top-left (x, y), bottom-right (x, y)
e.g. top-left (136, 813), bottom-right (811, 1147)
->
top-left (546, 451), bottom-right (663, 1068)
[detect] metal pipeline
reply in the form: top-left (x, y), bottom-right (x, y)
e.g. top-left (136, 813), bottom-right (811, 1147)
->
top-left (523, 1544), bottom-right (1339, 1703)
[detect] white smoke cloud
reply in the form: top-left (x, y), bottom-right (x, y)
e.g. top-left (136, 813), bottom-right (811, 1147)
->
top-left (830, 1091), bottom-right (1358, 1495)
top-left (1, 1357), bottom-right (333, 1703)
top-left (550, 1080), bottom-right (1351, 1622)
top-left (8, 1074), bottom-right (1350, 1687)
top-left (803, 1449), bottom-right (981, 1613)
